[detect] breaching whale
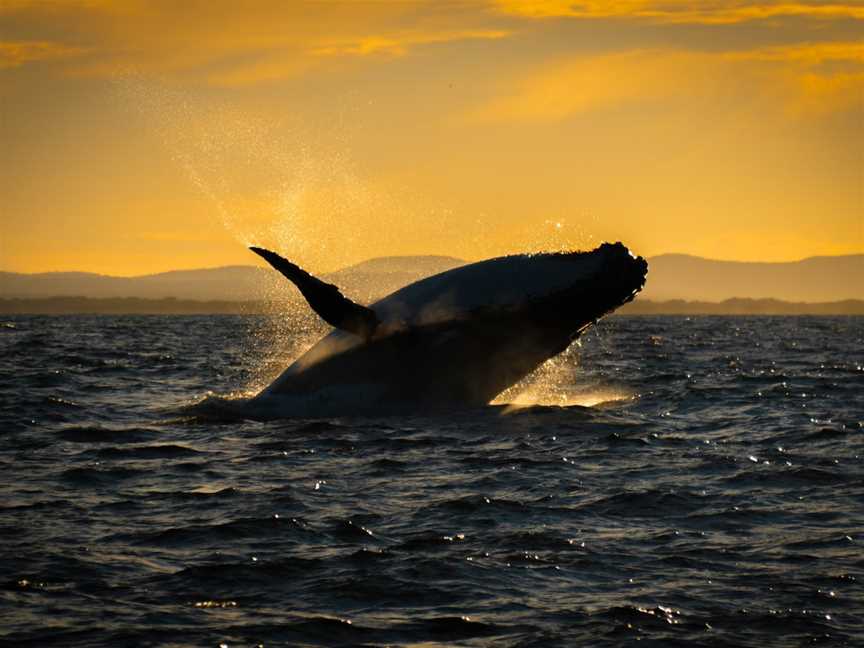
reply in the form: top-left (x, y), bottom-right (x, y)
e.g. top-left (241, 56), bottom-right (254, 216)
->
top-left (247, 242), bottom-right (647, 414)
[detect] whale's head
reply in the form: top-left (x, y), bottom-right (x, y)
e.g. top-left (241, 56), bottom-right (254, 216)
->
top-left (373, 241), bottom-right (647, 337)
top-left (580, 241), bottom-right (648, 296)
top-left (444, 241), bottom-right (647, 349)
top-left (539, 241), bottom-right (648, 333)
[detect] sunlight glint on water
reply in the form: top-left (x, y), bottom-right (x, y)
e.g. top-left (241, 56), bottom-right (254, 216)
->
top-left (2, 315), bottom-right (861, 646)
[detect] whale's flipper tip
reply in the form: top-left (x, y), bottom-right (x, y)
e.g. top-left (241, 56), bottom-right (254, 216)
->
top-left (249, 246), bottom-right (280, 264)
top-left (249, 246), bottom-right (379, 340)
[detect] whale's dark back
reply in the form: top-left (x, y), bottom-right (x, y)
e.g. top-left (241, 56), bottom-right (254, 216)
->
top-left (260, 243), bottom-right (647, 409)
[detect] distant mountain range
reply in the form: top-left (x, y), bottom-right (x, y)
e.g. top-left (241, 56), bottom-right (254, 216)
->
top-left (2, 296), bottom-right (860, 316)
top-left (0, 256), bottom-right (465, 303)
top-left (641, 254), bottom-right (863, 302)
top-left (1, 253), bottom-right (861, 313)
top-left (0, 266), bottom-right (274, 301)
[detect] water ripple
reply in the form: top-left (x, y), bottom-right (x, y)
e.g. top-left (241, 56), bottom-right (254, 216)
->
top-left (0, 314), bottom-right (861, 646)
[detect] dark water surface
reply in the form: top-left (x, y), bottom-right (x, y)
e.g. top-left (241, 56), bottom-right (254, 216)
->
top-left (1, 315), bottom-right (862, 647)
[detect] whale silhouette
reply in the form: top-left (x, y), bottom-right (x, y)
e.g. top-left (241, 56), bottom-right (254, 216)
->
top-left (248, 243), bottom-right (647, 414)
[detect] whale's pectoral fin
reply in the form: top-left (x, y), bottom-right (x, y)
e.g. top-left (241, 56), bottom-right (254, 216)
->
top-left (250, 247), bottom-right (379, 339)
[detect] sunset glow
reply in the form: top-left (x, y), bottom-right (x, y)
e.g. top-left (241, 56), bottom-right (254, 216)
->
top-left (1, 0), bottom-right (861, 275)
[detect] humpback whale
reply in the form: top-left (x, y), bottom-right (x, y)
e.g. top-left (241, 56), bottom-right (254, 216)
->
top-left (248, 242), bottom-right (647, 414)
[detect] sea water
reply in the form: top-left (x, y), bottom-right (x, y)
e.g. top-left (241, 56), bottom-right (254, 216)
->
top-left (1, 315), bottom-right (861, 646)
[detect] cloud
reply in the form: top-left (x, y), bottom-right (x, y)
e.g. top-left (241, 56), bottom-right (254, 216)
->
top-left (470, 41), bottom-right (864, 121)
top-left (0, 1), bottom-right (512, 83)
top-left (0, 40), bottom-right (84, 68)
top-left (724, 41), bottom-right (864, 63)
top-left (311, 28), bottom-right (509, 57)
top-left (471, 50), bottom-right (694, 121)
top-left (723, 42), bottom-right (864, 114)
top-left (496, 1), bottom-right (864, 24)
top-left (210, 28), bottom-right (510, 86)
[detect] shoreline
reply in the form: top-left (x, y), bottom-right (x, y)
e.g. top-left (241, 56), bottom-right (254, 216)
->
top-left (1, 297), bottom-right (862, 316)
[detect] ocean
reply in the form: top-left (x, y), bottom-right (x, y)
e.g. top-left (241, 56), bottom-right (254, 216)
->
top-left (1, 315), bottom-right (861, 646)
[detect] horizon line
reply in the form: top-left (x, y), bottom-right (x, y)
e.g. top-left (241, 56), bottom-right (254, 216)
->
top-left (1, 250), bottom-right (862, 279)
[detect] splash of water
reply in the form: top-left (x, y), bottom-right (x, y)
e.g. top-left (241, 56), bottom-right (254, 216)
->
top-left (520, 217), bottom-right (598, 256)
top-left (112, 74), bottom-right (378, 387)
top-left (112, 73), bottom-right (610, 402)
top-left (493, 343), bottom-right (632, 411)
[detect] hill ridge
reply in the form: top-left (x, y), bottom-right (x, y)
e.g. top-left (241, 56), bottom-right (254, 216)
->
top-left (1, 253), bottom-right (861, 303)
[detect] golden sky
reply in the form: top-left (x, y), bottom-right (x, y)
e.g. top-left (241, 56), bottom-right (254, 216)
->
top-left (1, 0), bottom-right (862, 275)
